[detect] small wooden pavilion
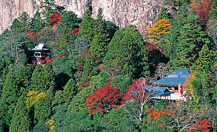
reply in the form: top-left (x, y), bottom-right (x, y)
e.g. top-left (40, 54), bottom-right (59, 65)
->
top-left (28, 43), bottom-right (52, 64)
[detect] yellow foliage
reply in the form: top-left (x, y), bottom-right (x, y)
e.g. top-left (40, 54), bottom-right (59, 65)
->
top-left (46, 118), bottom-right (55, 132)
top-left (148, 18), bottom-right (172, 45)
top-left (26, 90), bottom-right (46, 109)
top-left (53, 24), bottom-right (57, 29)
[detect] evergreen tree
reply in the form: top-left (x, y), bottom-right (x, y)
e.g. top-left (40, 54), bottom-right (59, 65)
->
top-left (33, 121), bottom-right (47, 132)
top-left (30, 65), bottom-right (44, 91)
top-left (10, 19), bottom-right (21, 30)
top-left (82, 58), bottom-right (96, 78)
top-left (90, 8), bottom-right (110, 59)
top-left (160, 10), bottom-right (210, 71)
top-left (192, 44), bottom-right (215, 73)
top-left (53, 103), bottom-right (69, 131)
top-left (52, 90), bottom-right (65, 112)
top-left (103, 30), bottom-right (125, 62)
top-left (110, 75), bottom-right (132, 96)
top-left (9, 95), bottom-right (31, 132)
top-left (104, 25), bottom-right (149, 78)
top-left (211, 84), bottom-right (217, 105)
top-left (209, 0), bottom-right (217, 20)
top-left (157, 7), bottom-right (169, 21)
top-left (35, 93), bottom-right (52, 123)
top-left (0, 72), bottom-right (18, 126)
top-left (18, 12), bottom-right (32, 33)
top-left (42, 62), bottom-right (56, 91)
top-left (55, 26), bottom-right (70, 60)
top-left (63, 78), bottom-right (78, 101)
top-left (16, 67), bottom-right (29, 90)
top-left (77, 9), bottom-right (93, 42)
top-left (32, 11), bottom-right (43, 33)
top-left (189, 44), bottom-right (216, 101)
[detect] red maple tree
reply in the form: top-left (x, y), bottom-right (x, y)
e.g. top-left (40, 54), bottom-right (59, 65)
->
top-left (49, 13), bottom-right (61, 25)
top-left (77, 64), bottom-right (84, 70)
top-left (27, 30), bottom-right (38, 41)
top-left (45, 56), bottom-right (54, 62)
top-left (146, 42), bottom-right (164, 54)
top-left (84, 81), bottom-right (124, 114)
top-left (68, 28), bottom-right (79, 37)
top-left (40, 59), bottom-right (46, 64)
top-left (124, 78), bottom-right (147, 101)
top-left (196, 0), bottom-right (212, 25)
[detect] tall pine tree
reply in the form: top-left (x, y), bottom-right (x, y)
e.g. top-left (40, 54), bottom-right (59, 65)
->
top-left (9, 95), bottom-right (31, 132)
top-left (90, 8), bottom-right (110, 59)
top-left (157, 7), bottom-right (169, 21)
top-left (63, 78), bottom-right (78, 101)
top-left (209, 0), bottom-right (217, 20)
top-left (0, 72), bottom-right (19, 126)
top-left (42, 62), bottom-right (56, 91)
top-left (16, 67), bottom-right (29, 90)
top-left (29, 65), bottom-right (44, 91)
top-left (104, 25), bottom-right (149, 78)
top-left (35, 89), bottom-right (52, 123)
top-left (77, 9), bottom-right (93, 42)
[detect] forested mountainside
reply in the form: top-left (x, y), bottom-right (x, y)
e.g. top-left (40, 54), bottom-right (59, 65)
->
top-left (0, 0), bottom-right (217, 131)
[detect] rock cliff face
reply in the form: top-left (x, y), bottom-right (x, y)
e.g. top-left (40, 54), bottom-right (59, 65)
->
top-left (0, 0), bottom-right (164, 37)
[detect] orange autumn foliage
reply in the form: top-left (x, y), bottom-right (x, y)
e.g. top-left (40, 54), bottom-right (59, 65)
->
top-left (147, 108), bottom-right (167, 123)
top-left (148, 18), bottom-right (172, 45)
top-left (182, 74), bottom-right (193, 91)
top-left (190, 0), bottom-right (212, 14)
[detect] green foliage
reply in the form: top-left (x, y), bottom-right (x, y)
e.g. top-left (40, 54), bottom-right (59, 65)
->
top-left (53, 103), bottom-right (70, 132)
top-left (9, 95), bottom-right (31, 132)
top-left (157, 7), bottom-right (169, 21)
top-left (82, 58), bottom-right (96, 78)
top-left (100, 107), bottom-right (139, 131)
top-left (77, 9), bottom-right (94, 42)
top-left (0, 119), bottom-right (6, 132)
top-left (10, 19), bottom-right (21, 30)
top-left (0, 72), bottom-right (18, 126)
top-left (90, 8), bottom-right (110, 59)
top-left (190, 44), bottom-right (216, 101)
top-left (16, 67), bottom-right (29, 89)
top-left (52, 90), bottom-right (65, 112)
top-left (111, 75), bottom-right (132, 96)
top-left (42, 62), bottom-right (56, 91)
top-left (60, 11), bottom-right (81, 31)
top-left (209, 0), bottom-right (217, 20)
top-left (52, 59), bottom-right (75, 89)
top-left (34, 90), bottom-right (52, 123)
top-left (104, 30), bottom-right (125, 62)
top-left (40, 0), bottom-right (58, 27)
top-left (32, 11), bottom-right (44, 33)
top-left (29, 65), bottom-right (44, 91)
top-left (18, 12), bottom-right (32, 33)
top-left (33, 121), bottom-right (48, 132)
top-left (192, 44), bottom-right (216, 73)
top-left (68, 75), bottom-right (103, 113)
top-left (104, 25), bottom-right (149, 78)
top-left (160, 7), bottom-right (210, 71)
top-left (211, 84), bottom-right (217, 104)
top-left (63, 78), bottom-right (78, 101)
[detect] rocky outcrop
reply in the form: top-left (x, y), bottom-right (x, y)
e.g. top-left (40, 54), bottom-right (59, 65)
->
top-left (0, 0), bottom-right (164, 37)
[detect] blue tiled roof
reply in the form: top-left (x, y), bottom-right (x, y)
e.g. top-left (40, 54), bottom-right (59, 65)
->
top-left (154, 68), bottom-right (190, 86)
top-left (144, 86), bottom-right (174, 97)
